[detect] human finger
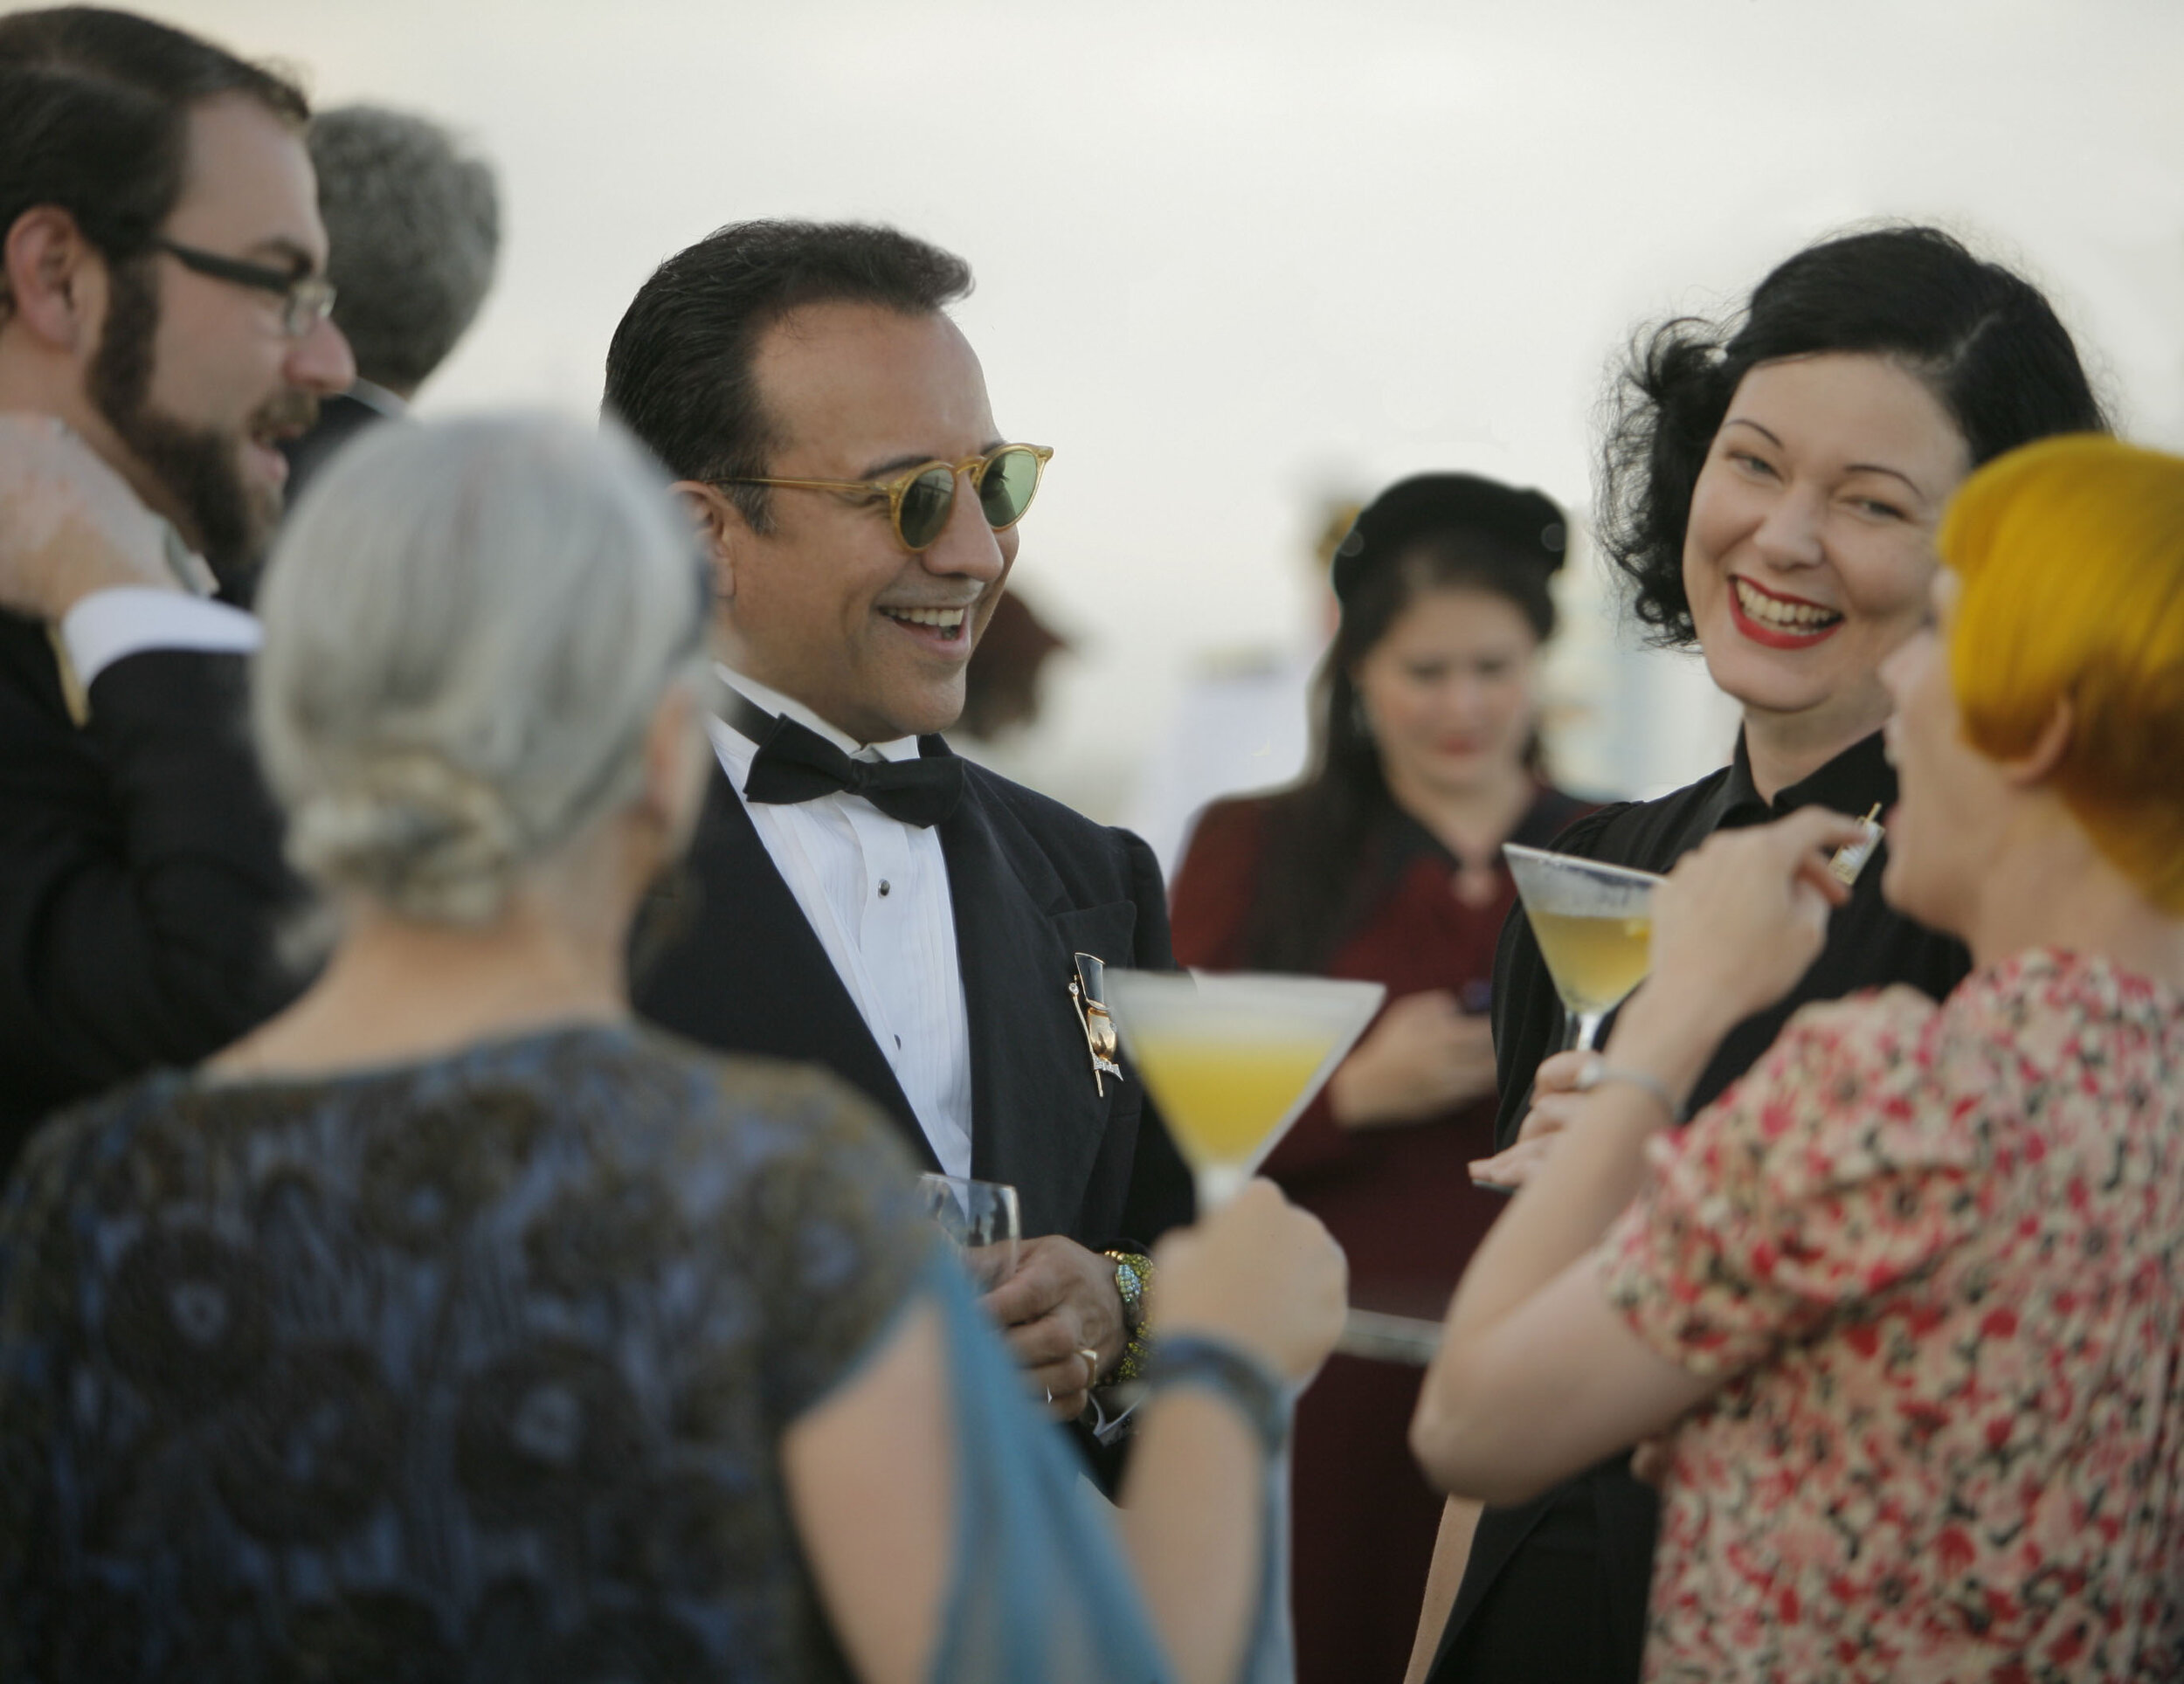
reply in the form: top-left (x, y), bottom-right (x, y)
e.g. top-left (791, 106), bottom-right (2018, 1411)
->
top-left (1512, 1090), bottom-right (1584, 1143)
top-left (1469, 1135), bottom-right (1554, 1190)
top-left (1037, 1377), bottom-right (1090, 1422)
top-left (1001, 1311), bottom-right (1084, 1373)
top-left (1630, 1437), bottom-right (1672, 1487)
top-left (1533, 1049), bottom-right (1593, 1095)
top-left (1152, 1180), bottom-right (1347, 1382)
top-left (978, 1248), bottom-right (1064, 1329)
top-left (1435, 1012), bottom-right (1496, 1054)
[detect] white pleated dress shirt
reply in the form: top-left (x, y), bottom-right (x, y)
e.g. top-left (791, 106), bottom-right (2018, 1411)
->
top-left (708, 670), bottom-right (976, 1179)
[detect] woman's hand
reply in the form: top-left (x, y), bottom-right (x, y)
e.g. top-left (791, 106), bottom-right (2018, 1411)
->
top-left (1326, 990), bottom-right (1497, 1129)
top-left (1153, 1180), bottom-right (1347, 1384)
top-left (1467, 1048), bottom-right (1591, 1189)
top-left (0, 416), bottom-right (178, 619)
top-left (1475, 809), bottom-right (1865, 1188)
top-left (1638, 808), bottom-right (1867, 1043)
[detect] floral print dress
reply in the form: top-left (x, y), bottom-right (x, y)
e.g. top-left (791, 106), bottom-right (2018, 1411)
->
top-left (1601, 949), bottom-right (2184, 1683)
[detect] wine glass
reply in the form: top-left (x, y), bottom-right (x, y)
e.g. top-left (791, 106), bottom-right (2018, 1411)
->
top-left (916, 1173), bottom-right (1021, 1292)
top-left (1502, 842), bottom-right (1665, 1052)
top-left (1102, 970), bottom-right (1385, 1209)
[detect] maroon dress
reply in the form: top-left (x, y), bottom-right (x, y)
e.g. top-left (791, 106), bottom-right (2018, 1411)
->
top-left (1170, 785), bottom-right (1593, 1684)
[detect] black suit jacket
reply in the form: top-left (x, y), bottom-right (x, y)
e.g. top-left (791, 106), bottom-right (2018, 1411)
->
top-left (0, 615), bottom-right (302, 1163)
top-left (632, 742), bottom-right (1194, 1254)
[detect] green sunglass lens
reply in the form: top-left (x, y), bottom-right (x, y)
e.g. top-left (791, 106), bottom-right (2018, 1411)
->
top-left (897, 466), bottom-right (957, 549)
top-left (978, 448), bottom-right (1042, 529)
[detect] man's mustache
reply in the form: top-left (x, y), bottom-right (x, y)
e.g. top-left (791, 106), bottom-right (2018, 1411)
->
top-left (255, 388), bottom-right (322, 445)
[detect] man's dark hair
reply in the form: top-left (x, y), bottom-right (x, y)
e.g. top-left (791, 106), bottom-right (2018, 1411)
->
top-left (1599, 224), bottom-right (2110, 645)
top-left (0, 7), bottom-right (309, 320)
top-left (311, 105), bottom-right (500, 394)
top-left (603, 220), bottom-right (972, 531)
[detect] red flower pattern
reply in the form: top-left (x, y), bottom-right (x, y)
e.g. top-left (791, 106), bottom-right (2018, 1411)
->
top-left (1602, 949), bottom-right (2184, 1682)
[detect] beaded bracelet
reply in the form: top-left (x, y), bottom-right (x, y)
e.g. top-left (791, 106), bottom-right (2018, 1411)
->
top-left (1144, 1333), bottom-right (1292, 1456)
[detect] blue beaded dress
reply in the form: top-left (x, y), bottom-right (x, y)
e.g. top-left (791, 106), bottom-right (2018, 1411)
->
top-left (0, 1025), bottom-right (1288, 1682)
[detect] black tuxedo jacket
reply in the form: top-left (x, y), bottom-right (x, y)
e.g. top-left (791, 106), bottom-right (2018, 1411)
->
top-left (0, 615), bottom-right (302, 1163)
top-left (632, 743), bottom-right (1194, 1253)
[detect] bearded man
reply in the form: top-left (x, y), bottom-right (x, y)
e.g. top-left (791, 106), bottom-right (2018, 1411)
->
top-left (0, 7), bottom-right (353, 1158)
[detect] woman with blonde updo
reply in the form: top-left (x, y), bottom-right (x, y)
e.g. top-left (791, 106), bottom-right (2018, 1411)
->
top-left (1412, 432), bottom-right (2184, 1681)
top-left (0, 414), bottom-right (1347, 1684)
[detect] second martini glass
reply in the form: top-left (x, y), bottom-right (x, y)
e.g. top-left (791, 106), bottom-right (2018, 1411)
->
top-left (1503, 842), bottom-right (1665, 1052)
top-left (1102, 970), bottom-right (1386, 1209)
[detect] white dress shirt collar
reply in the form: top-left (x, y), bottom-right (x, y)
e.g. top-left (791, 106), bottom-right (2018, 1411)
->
top-left (715, 666), bottom-right (923, 764)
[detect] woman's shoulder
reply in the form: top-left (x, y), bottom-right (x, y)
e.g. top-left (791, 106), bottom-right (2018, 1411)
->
top-left (1516, 783), bottom-right (1608, 849)
top-left (2, 1069), bottom-right (197, 1228)
top-left (1178, 793), bottom-right (1277, 868)
top-left (1686, 983), bottom-right (1959, 1196)
top-left (14, 1028), bottom-right (920, 1232)
top-left (1539, 766), bottom-right (1738, 868)
top-left (615, 1027), bottom-right (922, 1182)
top-left (1170, 795), bottom-right (1287, 964)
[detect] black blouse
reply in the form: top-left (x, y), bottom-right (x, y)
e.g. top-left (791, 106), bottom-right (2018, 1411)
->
top-left (1488, 728), bottom-right (1971, 1151)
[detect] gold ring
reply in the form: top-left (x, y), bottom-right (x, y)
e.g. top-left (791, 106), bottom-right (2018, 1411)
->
top-left (1077, 1346), bottom-right (1100, 1386)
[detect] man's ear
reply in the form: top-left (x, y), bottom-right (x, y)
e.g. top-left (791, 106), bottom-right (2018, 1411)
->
top-left (673, 480), bottom-right (745, 611)
top-left (3, 207), bottom-right (106, 352)
top-left (2000, 694), bottom-right (2074, 789)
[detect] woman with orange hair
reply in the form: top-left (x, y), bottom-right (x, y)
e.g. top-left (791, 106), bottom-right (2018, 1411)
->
top-left (1410, 432), bottom-right (2184, 1681)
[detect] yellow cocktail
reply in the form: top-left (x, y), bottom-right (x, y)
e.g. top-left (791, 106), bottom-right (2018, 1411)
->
top-left (1503, 843), bottom-right (1665, 1051)
top-left (1526, 908), bottom-right (1655, 1018)
top-left (1123, 1038), bottom-right (1334, 1168)
top-left (1103, 970), bottom-right (1386, 1207)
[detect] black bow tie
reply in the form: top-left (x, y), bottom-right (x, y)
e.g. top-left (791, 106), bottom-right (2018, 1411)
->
top-left (729, 694), bottom-right (964, 829)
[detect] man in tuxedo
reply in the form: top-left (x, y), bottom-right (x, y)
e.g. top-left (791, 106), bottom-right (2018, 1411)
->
top-left (0, 9), bottom-right (353, 1160)
top-left (605, 220), bottom-right (1192, 1425)
top-left (280, 104), bottom-right (501, 506)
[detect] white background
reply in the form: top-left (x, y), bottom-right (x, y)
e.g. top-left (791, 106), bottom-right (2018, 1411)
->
top-left (100, 0), bottom-right (2184, 826)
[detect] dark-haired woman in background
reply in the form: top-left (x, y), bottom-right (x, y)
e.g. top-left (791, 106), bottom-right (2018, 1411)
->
top-left (1422, 226), bottom-right (2109, 1684)
top-left (1170, 473), bottom-right (1592, 1684)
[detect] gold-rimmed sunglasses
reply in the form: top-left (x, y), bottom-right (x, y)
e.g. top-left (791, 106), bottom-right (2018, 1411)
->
top-left (718, 442), bottom-right (1053, 553)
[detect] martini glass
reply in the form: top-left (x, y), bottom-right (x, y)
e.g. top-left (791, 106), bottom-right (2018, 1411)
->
top-left (1503, 842), bottom-right (1665, 1052)
top-left (1103, 970), bottom-right (1386, 1209)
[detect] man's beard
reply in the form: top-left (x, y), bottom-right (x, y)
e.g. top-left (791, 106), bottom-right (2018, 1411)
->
top-left (87, 259), bottom-right (319, 592)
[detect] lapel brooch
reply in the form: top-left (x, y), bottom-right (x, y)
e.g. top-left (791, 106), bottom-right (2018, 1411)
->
top-left (1069, 951), bottom-right (1126, 1097)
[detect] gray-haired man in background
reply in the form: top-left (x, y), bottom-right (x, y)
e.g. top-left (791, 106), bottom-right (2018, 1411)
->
top-left (280, 105), bottom-right (500, 501)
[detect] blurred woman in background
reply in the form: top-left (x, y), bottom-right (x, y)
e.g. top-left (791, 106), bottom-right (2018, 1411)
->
top-left (1415, 431), bottom-right (2184, 1681)
top-left (1428, 226), bottom-right (2110, 1684)
top-left (0, 414), bottom-right (1346, 1684)
top-left (1170, 472), bottom-right (1591, 1684)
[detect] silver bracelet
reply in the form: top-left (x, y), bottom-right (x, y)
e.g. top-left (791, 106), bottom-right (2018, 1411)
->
top-left (1573, 1059), bottom-right (1686, 1124)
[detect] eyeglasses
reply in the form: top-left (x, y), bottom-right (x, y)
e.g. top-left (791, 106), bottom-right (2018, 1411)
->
top-left (720, 443), bottom-right (1054, 553)
top-left (153, 238), bottom-right (337, 339)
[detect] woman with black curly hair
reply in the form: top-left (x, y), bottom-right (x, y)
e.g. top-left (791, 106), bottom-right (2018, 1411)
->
top-left (1417, 225), bottom-right (2108, 1684)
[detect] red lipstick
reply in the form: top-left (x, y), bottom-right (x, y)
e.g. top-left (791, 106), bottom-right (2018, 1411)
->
top-left (1726, 576), bottom-right (1843, 651)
